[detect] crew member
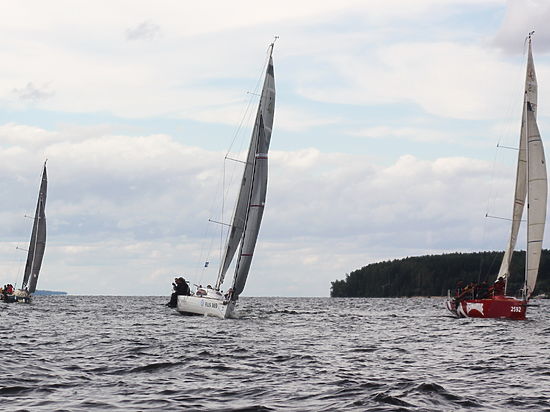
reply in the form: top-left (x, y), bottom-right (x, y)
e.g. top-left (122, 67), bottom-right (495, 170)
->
top-left (167, 277), bottom-right (190, 307)
top-left (493, 277), bottom-right (506, 296)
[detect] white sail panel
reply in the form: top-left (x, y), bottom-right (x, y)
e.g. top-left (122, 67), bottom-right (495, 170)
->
top-left (22, 163), bottom-right (47, 293)
top-left (216, 55), bottom-right (276, 288)
top-left (525, 40), bottom-right (538, 116)
top-left (525, 104), bottom-right (547, 298)
top-left (497, 109), bottom-right (527, 280)
top-left (497, 39), bottom-right (538, 281)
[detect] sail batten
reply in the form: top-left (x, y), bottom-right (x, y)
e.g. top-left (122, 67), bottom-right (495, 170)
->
top-left (215, 53), bottom-right (276, 290)
top-left (22, 163), bottom-right (47, 294)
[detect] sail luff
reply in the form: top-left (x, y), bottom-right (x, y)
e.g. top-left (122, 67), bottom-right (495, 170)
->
top-left (496, 38), bottom-right (538, 281)
top-left (525, 103), bottom-right (546, 298)
top-left (215, 53), bottom-right (276, 289)
top-left (22, 163), bottom-right (47, 293)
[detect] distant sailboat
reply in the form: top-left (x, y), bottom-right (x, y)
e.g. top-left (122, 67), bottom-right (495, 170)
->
top-left (176, 45), bottom-right (276, 318)
top-left (3, 162), bottom-right (48, 303)
top-left (446, 34), bottom-right (546, 319)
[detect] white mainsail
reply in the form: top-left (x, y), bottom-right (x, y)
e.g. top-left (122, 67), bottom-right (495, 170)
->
top-left (497, 37), bottom-right (538, 281)
top-left (22, 162), bottom-right (48, 293)
top-left (215, 51), bottom-right (276, 291)
top-left (525, 102), bottom-right (547, 298)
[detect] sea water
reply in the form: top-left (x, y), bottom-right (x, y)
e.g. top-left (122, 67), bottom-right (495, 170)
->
top-left (1, 296), bottom-right (549, 411)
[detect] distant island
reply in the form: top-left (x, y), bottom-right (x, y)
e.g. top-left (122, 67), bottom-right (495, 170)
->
top-left (331, 250), bottom-right (550, 298)
top-left (34, 290), bottom-right (68, 296)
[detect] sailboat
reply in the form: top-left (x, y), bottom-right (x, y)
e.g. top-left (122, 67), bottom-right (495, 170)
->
top-left (2, 162), bottom-right (48, 303)
top-left (446, 34), bottom-right (546, 320)
top-left (176, 45), bottom-right (276, 318)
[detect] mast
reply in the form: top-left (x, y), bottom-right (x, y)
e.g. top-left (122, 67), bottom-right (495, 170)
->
top-left (22, 161), bottom-right (48, 293)
top-left (215, 44), bottom-right (276, 290)
top-left (497, 33), bottom-right (537, 285)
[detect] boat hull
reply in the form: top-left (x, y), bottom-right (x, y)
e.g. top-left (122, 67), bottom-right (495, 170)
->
top-left (177, 295), bottom-right (235, 319)
top-left (1, 295), bottom-right (31, 303)
top-left (446, 296), bottom-right (527, 320)
top-left (1, 289), bottom-right (31, 304)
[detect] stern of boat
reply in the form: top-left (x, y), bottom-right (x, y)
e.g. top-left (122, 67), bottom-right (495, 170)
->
top-left (454, 296), bottom-right (526, 320)
top-left (177, 295), bottom-right (234, 319)
top-left (445, 290), bottom-right (460, 317)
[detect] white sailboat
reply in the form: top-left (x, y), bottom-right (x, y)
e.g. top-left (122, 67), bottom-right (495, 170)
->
top-left (447, 34), bottom-right (547, 319)
top-left (3, 162), bottom-right (48, 304)
top-left (177, 45), bottom-right (276, 318)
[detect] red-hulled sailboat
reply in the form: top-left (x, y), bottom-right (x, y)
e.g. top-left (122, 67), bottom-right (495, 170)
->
top-left (446, 33), bottom-right (547, 320)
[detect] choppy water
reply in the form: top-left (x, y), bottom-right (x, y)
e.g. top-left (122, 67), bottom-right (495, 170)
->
top-left (1, 296), bottom-right (549, 411)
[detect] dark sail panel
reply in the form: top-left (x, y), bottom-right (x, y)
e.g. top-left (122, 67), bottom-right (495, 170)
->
top-left (22, 163), bottom-right (47, 293)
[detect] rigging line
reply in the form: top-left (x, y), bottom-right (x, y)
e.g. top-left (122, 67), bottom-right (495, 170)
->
top-left (13, 243), bottom-right (26, 287)
top-left (497, 144), bottom-right (519, 151)
top-left (482, 39), bottom-right (528, 274)
top-left (216, 45), bottom-right (273, 284)
top-left (192, 159), bottom-right (226, 284)
top-left (222, 50), bottom-right (271, 188)
top-left (220, 160), bottom-right (227, 267)
top-left (486, 214), bottom-right (525, 222)
top-left (225, 156), bottom-right (249, 165)
top-left (225, 46), bottom-right (271, 157)
top-left (208, 219), bottom-right (231, 227)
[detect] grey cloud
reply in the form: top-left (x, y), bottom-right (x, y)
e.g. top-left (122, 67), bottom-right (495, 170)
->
top-left (125, 20), bottom-right (161, 41)
top-left (12, 82), bottom-right (55, 102)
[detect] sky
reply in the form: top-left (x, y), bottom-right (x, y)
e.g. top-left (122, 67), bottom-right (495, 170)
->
top-left (1, 0), bottom-right (550, 296)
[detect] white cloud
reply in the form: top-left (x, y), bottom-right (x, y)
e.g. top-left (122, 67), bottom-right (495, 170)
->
top-left (0, 0), bottom-right (513, 125)
top-left (0, 122), bottom-right (522, 296)
top-left (1, 0), bottom-right (546, 298)
top-left (298, 41), bottom-right (530, 121)
top-left (350, 126), bottom-right (452, 143)
top-left (492, 0), bottom-right (550, 53)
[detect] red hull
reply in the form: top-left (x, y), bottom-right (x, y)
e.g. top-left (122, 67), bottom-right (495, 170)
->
top-left (446, 296), bottom-right (527, 320)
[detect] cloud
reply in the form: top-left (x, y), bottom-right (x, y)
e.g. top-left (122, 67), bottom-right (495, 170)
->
top-left (125, 20), bottom-right (161, 41)
top-left (349, 126), bottom-right (452, 143)
top-left (492, 0), bottom-right (550, 53)
top-left (0, 1), bottom-right (543, 297)
top-left (0, 122), bottom-right (520, 296)
top-left (12, 82), bottom-right (54, 102)
top-left (0, 0), bottom-right (511, 124)
top-left (297, 40), bottom-right (529, 121)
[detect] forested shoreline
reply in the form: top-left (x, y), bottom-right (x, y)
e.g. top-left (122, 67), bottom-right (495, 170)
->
top-left (330, 250), bottom-right (550, 297)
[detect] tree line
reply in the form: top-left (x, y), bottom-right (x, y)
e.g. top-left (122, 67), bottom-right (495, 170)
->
top-left (330, 250), bottom-right (550, 297)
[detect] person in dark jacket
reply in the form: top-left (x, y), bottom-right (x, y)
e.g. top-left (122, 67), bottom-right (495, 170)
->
top-left (167, 277), bottom-right (190, 307)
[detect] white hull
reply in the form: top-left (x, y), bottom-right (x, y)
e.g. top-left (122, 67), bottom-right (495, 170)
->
top-left (177, 295), bottom-right (235, 319)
